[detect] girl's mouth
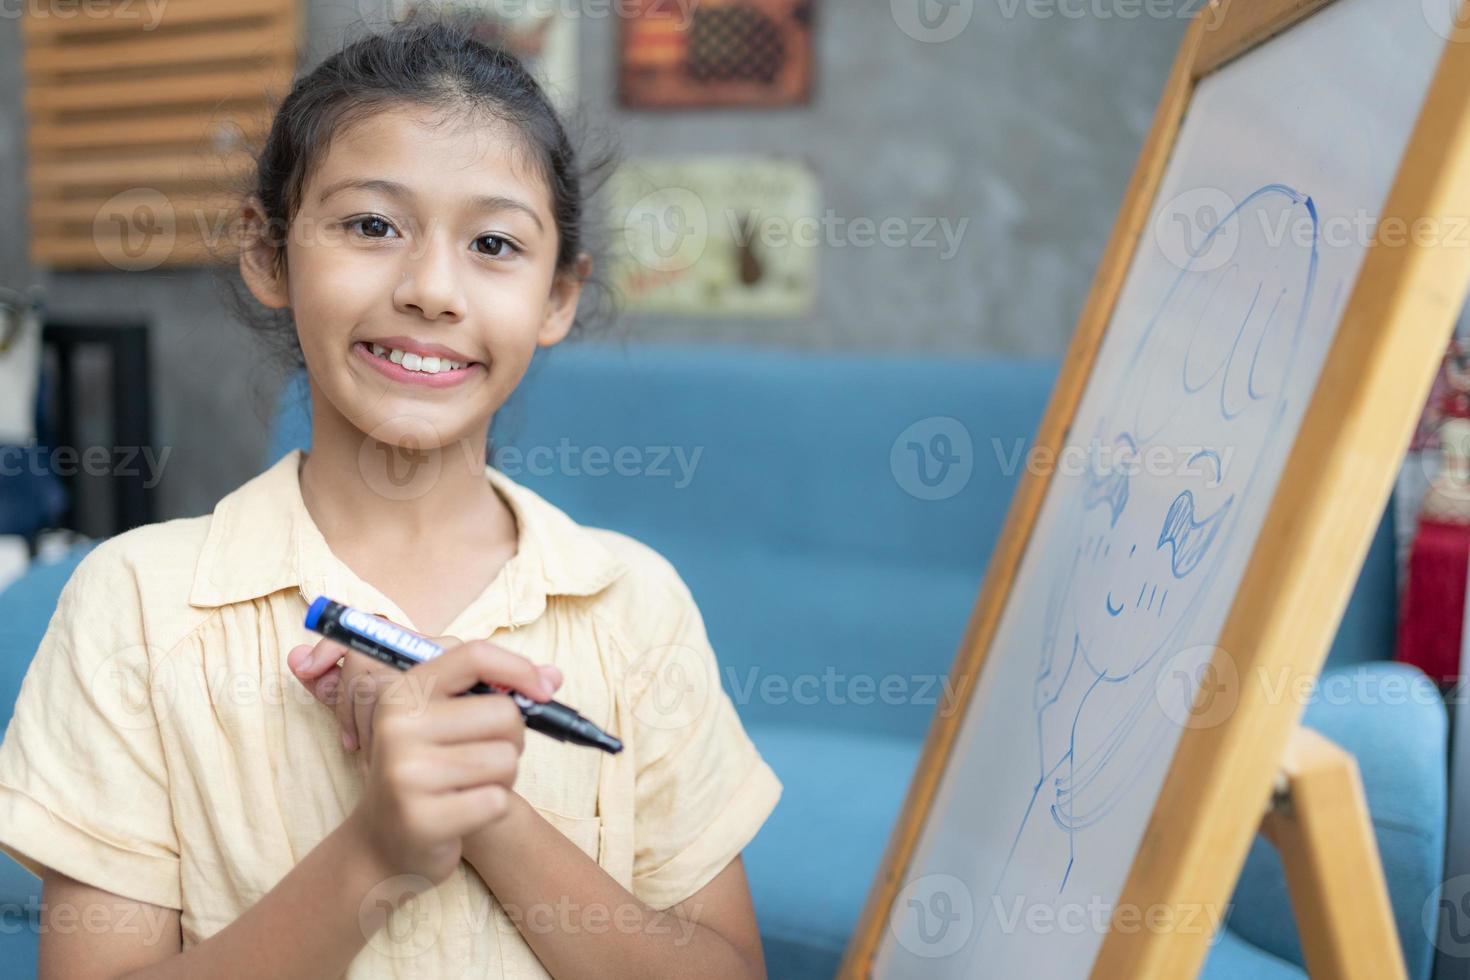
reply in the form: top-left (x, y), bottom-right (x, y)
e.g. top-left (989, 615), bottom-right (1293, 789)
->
top-left (352, 341), bottom-right (482, 388)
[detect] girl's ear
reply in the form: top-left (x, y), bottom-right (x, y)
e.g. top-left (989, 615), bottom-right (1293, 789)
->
top-left (238, 196), bottom-right (291, 310)
top-left (537, 252), bottom-right (591, 348)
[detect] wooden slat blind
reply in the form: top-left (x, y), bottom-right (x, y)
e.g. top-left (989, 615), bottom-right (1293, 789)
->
top-left (22, 0), bottom-right (301, 270)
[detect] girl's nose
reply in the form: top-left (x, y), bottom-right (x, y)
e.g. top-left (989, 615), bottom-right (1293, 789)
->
top-left (394, 238), bottom-right (467, 321)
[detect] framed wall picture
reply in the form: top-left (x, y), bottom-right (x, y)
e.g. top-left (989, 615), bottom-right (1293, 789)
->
top-left (606, 156), bottom-right (819, 317)
top-left (619, 0), bottom-right (814, 109)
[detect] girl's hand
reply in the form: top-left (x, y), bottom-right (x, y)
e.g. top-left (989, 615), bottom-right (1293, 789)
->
top-left (288, 634), bottom-right (564, 770)
top-left (346, 639), bottom-right (556, 886)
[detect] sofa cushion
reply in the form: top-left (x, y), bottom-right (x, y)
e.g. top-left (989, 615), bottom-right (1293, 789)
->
top-left (1200, 924), bottom-right (1305, 980)
top-left (742, 723), bottom-right (923, 975)
top-left (0, 910), bottom-right (38, 978)
top-left (0, 540), bottom-right (98, 905)
top-left (1223, 661), bottom-right (1447, 980)
top-left (670, 542), bottom-right (981, 739)
top-left (0, 541), bottom-right (98, 734)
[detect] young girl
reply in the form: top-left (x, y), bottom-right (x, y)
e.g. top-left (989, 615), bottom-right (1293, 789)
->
top-left (0, 20), bottom-right (781, 979)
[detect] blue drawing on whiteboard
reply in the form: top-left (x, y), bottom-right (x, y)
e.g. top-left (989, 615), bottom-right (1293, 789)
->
top-left (989, 183), bottom-right (1321, 910)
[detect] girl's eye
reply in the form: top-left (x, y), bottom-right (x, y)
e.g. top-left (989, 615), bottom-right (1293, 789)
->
top-left (474, 234), bottom-right (521, 258)
top-left (347, 215), bottom-right (396, 239)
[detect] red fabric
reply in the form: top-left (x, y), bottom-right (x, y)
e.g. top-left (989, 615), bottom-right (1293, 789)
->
top-left (1397, 517), bottom-right (1470, 685)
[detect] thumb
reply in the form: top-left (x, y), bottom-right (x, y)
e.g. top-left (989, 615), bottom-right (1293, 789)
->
top-left (286, 644), bottom-right (317, 675)
top-left (537, 664), bottom-right (563, 694)
top-left (288, 641), bottom-right (341, 679)
top-left (287, 644), bottom-right (342, 706)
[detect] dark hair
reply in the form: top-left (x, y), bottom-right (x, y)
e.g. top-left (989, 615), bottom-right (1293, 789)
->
top-left (211, 14), bottom-right (622, 377)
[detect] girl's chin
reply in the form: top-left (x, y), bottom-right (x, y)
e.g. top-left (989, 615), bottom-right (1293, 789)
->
top-left (335, 402), bottom-right (487, 452)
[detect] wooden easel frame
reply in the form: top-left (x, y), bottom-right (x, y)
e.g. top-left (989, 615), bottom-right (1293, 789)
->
top-left (839, 0), bottom-right (1470, 976)
top-left (1261, 727), bottom-right (1403, 978)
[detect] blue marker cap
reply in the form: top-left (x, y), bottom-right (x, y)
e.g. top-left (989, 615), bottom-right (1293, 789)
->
top-left (304, 595), bottom-right (330, 631)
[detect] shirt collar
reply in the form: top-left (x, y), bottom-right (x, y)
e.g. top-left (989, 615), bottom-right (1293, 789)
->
top-left (188, 447), bottom-right (629, 630)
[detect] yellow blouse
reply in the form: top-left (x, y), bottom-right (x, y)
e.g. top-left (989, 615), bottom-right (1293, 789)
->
top-left (0, 447), bottom-right (782, 977)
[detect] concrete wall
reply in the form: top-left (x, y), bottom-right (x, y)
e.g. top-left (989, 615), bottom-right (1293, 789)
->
top-left (0, 0), bottom-right (1190, 525)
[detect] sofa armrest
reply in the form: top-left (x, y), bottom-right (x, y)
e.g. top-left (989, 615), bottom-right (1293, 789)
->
top-left (1224, 662), bottom-right (1447, 980)
top-left (0, 542), bottom-right (97, 733)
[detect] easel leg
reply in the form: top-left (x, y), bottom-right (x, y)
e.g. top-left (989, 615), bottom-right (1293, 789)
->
top-left (1258, 726), bottom-right (1405, 980)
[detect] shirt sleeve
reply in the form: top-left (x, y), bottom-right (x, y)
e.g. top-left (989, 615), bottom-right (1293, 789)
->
top-left (0, 544), bottom-right (181, 908)
top-left (624, 566), bottom-right (782, 911)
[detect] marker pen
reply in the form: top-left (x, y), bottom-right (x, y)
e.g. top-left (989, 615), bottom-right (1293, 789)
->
top-left (304, 596), bottom-right (622, 754)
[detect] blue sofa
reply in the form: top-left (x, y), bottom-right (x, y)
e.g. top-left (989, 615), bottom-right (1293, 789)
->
top-left (0, 341), bottom-right (1448, 978)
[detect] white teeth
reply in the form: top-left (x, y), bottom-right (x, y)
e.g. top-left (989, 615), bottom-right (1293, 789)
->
top-left (367, 343), bottom-right (470, 374)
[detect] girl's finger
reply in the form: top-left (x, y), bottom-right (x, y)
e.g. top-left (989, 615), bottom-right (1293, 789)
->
top-left (403, 640), bottom-right (551, 702)
top-left (404, 693), bottom-right (526, 750)
top-left (430, 784), bottom-right (514, 839)
top-left (316, 667), bottom-right (343, 712)
top-left (353, 670), bottom-right (382, 755)
top-left (415, 740), bottom-right (521, 793)
top-left (289, 638), bottom-right (347, 679)
top-left (340, 667), bottom-right (380, 753)
top-left (537, 664), bottom-right (563, 693)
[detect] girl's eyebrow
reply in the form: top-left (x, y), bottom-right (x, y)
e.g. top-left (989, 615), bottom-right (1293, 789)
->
top-left (316, 177), bottom-right (544, 232)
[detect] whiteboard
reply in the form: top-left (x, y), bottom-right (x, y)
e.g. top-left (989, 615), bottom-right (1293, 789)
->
top-left (875, 0), bottom-right (1457, 974)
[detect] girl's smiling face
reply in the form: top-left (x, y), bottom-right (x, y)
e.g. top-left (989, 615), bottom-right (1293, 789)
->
top-left (241, 103), bottom-right (585, 451)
